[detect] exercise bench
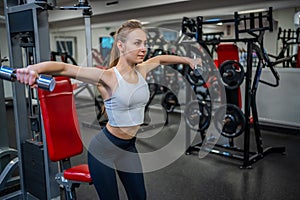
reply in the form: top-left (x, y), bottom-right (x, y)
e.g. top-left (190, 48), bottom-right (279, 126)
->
top-left (38, 77), bottom-right (92, 200)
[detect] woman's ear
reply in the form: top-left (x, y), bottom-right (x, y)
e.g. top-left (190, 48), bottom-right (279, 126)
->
top-left (117, 40), bottom-right (125, 54)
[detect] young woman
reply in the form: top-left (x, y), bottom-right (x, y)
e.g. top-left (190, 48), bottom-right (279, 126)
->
top-left (16, 19), bottom-right (202, 200)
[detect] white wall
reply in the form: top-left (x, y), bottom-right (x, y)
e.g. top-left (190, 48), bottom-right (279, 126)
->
top-left (240, 68), bottom-right (300, 129)
top-left (50, 26), bottom-right (116, 66)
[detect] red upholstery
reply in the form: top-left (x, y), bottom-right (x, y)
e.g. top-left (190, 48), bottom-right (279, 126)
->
top-left (38, 77), bottom-right (92, 183)
top-left (213, 59), bottom-right (218, 68)
top-left (296, 45), bottom-right (300, 68)
top-left (38, 77), bottom-right (82, 161)
top-left (216, 44), bottom-right (239, 65)
top-left (64, 164), bottom-right (92, 182)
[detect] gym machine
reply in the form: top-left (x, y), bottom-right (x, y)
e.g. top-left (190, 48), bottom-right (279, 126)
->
top-left (2, 0), bottom-right (92, 199)
top-left (0, 54), bottom-right (19, 198)
top-left (3, 1), bottom-right (60, 199)
top-left (269, 27), bottom-right (300, 67)
top-left (183, 7), bottom-right (286, 168)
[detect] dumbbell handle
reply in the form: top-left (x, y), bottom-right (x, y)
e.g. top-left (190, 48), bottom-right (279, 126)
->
top-left (0, 66), bottom-right (56, 91)
top-left (194, 64), bottom-right (201, 77)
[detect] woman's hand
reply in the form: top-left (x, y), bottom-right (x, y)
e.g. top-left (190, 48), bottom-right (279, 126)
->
top-left (16, 66), bottom-right (39, 88)
top-left (189, 57), bottom-right (203, 69)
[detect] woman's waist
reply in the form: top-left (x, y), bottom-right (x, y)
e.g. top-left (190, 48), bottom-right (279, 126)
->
top-left (106, 123), bottom-right (140, 140)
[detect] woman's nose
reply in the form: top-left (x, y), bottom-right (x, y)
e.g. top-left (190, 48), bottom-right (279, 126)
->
top-left (140, 44), bottom-right (147, 51)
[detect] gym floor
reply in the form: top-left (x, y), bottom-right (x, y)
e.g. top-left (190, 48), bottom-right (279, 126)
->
top-left (73, 97), bottom-right (300, 200)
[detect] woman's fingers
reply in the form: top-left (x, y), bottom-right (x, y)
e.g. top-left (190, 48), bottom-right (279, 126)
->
top-left (16, 68), bottom-right (37, 86)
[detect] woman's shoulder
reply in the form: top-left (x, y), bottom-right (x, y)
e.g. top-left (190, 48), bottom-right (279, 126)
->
top-left (102, 67), bottom-right (116, 78)
top-left (135, 64), bottom-right (148, 78)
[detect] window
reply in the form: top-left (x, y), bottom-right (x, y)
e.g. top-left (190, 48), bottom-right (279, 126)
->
top-left (55, 36), bottom-right (77, 60)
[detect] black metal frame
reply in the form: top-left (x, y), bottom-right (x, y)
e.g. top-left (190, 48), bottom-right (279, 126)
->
top-left (270, 27), bottom-right (300, 67)
top-left (184, 7), bottom-right (286, 168)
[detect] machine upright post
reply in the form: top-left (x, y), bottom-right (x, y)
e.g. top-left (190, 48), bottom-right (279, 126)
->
top-left (4, 1), bottom-right (59, 199)
top-left (242, 40), bottom-right (254, 168)
top-left (84, 8), bottom-right (93, 67)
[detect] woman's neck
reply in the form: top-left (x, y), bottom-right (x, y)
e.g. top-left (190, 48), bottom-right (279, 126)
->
top-left (115, 62), bottom-right (136, 75)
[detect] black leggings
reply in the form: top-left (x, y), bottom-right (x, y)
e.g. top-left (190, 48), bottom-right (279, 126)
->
top-left (88, 127), bottom-right (146, 200)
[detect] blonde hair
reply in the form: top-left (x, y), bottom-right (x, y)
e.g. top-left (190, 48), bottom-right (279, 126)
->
top-left (109, 19), bottom-right (145, 68)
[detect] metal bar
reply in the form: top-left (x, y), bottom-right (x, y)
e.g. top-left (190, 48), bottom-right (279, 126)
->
top-left (242, 40), bottom-right (254, 168)
top-left (5, 2), bottom-right (59, 199)
top-left (250, 59), bottom-right (264, 154)
top-left (268, 7), bottom-right (273, 32)
top-left (250, 13), bottom-right (255, 29)
top-left (259, 13), bottom-right (263, 28)
top-left (5, 1), bottom-right (28, 196)
top-left (202, 18), bottom-right (235, 25)
top-left (84, 11), bottom-right (93, 67)
top-left (196, 16), bottom-right (203, 42)
top-left (0, 79), bottom-right (9, 146)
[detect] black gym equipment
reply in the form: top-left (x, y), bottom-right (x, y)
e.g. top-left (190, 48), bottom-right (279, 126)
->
top-left (180, 19), bottom-right (223, 105)
top-left (161, 91), bottom-right (179, 113)
top-left (219, 60), bottom-right (245, 90)
top-left (0, 54), bottom-right (20, 198)
top-left (184, 100), bottom-right (211, 132)
top-left (186, 64), bottom-right (207, 86)
top-left (183, 7), bottom-right (286, 168)
top-left (268, 27), bottom-right (300, 68)
top-left (214, 104), bottom-right (246, 138)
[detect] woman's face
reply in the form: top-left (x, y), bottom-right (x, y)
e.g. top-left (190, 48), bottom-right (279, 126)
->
top-left (120, 28), bottom-right (147, 65)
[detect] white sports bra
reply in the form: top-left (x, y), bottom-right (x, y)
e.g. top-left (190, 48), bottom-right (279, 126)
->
top-left (104, 67), bottom-right (150, 127)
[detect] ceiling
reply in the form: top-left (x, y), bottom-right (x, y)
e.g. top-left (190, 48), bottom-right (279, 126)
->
top-left (1, 0), bottom-right (300, 29)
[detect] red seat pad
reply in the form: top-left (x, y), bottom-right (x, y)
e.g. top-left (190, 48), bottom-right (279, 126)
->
top-left (63, 164), bottom-right (92, 183)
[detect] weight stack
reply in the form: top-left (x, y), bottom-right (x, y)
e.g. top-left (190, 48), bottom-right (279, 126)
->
top-left (22, 140), bottom-right (59, 199)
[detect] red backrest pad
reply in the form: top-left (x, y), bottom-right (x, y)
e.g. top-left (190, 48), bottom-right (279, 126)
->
top-left (38, 77), bottom-right (83, 162)
top-left (296, 45), bottom-right (300, 68)
top-left (216, 44), bottom-right (239, 66)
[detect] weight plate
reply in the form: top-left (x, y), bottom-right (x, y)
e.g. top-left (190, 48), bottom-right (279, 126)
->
top-left (219, 60), bottom-right (245, 90)
top-left (214, 104), bottom-right (246, 138)
top-left (184, 100), bottom-right (211, 131)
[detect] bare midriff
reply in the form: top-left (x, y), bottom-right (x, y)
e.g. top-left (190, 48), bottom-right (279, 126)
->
top-left (106, 123), bottom-right (140, 140)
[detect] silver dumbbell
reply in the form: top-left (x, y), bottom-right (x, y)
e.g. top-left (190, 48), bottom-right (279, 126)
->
top-left (0, 66), bottom-right (56, 91)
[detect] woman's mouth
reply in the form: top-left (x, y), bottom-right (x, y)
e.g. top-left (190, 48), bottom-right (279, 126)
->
top-left (138, 55), bottom-right (145, 59)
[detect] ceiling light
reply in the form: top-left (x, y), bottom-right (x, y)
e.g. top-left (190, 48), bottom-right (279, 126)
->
top-left (238, 8), bottom-right (268, 14)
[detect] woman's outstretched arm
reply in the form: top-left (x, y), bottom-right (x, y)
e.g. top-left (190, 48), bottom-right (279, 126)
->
top-left (137, 55), bottom-right (202, 76)
top-left (16, 61), bottom-right (106, 87)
